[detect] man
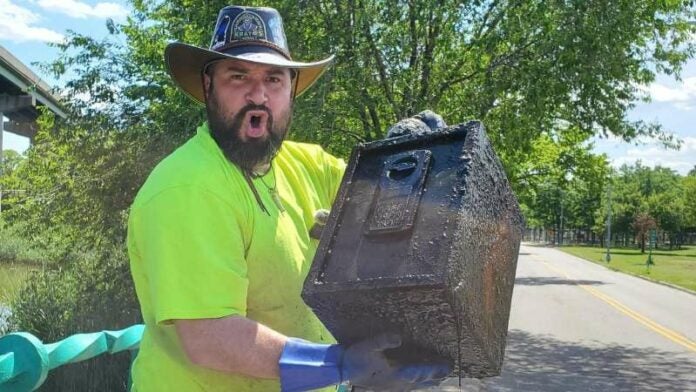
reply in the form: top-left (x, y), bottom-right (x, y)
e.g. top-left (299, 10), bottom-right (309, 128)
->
top-left (128, 5), bottom-right (450, 391)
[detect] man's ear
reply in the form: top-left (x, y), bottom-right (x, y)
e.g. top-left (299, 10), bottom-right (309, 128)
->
top-left (203, 73), bottom-right (212, 98)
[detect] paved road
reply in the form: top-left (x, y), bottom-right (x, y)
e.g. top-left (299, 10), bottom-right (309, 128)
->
top-left (437, 243), bottom-right (696, 391)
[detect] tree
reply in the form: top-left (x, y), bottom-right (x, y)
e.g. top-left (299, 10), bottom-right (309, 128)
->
top-left (34, 0), bottom-right (692, 239)
top-left (515, 130), bottom-right (610, 241)
top-left (42, 0), bottom-right (696, 159)
top-left (630, 164), bottom-right (683, 247)
top-left (597, 163), bottom-right (689, 249)
top-left (1, 150), bottom-right (26, 214)
top-left (683, 175), bottom-right (696, 229)
top-left (1, 149), bottom-right (23, 174)
top-left (632, 212), bottom-right (657, 253)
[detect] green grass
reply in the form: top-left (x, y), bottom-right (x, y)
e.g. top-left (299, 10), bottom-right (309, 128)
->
top-left (0, 262), bottom-right (38, 304)
top-left (559, 245), bottom-right (696, 292)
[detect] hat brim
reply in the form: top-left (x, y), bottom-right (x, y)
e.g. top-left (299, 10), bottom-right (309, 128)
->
top-left (165, 42), bottom-right (334, 104)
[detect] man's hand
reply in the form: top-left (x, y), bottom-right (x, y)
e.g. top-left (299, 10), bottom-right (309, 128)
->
top-left (343, 333), bottom-right (451, 391)
top-left (279, 333), bottom-right (451, 392)
top-left (309, 209), bottom-right (330, 239)
top-left (386, 110), bottom-right (447, 138)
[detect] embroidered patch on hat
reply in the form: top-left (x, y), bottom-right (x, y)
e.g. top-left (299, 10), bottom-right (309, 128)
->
top-left (231, 11), bottom-right (267, 41)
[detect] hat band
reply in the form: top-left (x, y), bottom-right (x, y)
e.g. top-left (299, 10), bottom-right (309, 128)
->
top-left (214, 41), bottom-right (292, 61)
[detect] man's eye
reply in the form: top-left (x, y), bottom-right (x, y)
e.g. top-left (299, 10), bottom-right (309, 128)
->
top-left (268, 76), bottom-right (281, 83)
top-left (230, 74), bottom-right (245, 80)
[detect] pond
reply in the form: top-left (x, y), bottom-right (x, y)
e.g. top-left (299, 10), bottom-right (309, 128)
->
top-left (0, 304), bottom-right (10, 333)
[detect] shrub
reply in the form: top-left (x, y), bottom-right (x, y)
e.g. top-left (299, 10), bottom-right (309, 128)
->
top-left (0, 221), bottom-right (46, 265)
top-left (9, 242), bottom-right (141, 391)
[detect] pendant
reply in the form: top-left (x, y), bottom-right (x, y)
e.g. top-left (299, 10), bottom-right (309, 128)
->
top-left (269, 188), bottom-right (286, 213)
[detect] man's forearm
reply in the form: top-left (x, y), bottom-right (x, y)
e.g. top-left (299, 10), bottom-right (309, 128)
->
top-left (175, 315), bottom-right (288, 379)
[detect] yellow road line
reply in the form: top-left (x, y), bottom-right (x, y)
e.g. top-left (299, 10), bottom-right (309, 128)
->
top-left (534, 256), bottom-right (696, 353)
top-left (582, 285), bottom-right (696, 352)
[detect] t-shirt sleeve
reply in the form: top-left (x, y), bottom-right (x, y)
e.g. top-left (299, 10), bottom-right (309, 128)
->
top-left (320, 149), bottom-right (347, 204)
top-left (130, 186), bottom-right (249, 325)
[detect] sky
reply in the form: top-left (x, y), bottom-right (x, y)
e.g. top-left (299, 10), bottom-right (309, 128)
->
top-left (1, 0), bottom-right (695, 175)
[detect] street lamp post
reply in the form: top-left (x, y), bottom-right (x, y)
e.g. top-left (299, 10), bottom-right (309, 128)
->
top-left (556, 188), bottom-right (564, 246)
top-left (559, 194), bottom-right (564, 246)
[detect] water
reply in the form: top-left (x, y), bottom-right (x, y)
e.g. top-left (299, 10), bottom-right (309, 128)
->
top-left (0, 304), bottom-right (10, 333)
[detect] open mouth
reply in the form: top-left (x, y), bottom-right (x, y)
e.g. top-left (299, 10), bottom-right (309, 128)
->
top-left (244, 110), bottom-right (269, 139)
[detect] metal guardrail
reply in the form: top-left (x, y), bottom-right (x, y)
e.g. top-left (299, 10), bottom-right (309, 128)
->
top-left (0, 324), bottom-right (143, 391)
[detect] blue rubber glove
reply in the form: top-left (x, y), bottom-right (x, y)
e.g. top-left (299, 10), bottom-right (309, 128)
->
top-left (386, 110), bottom-right (447, 138)
top-left (343, 333), bottom-right (451, 390)
top-left (279, 334), bottom-right (451, 392)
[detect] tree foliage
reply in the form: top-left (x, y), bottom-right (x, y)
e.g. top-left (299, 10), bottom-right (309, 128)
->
top-left (514, 130), bottom-right (610, 237)
top-left (684, 175), bottom-right (696, 228)
top-left (17, 0), bottom-right (691, 236)
top-left (37, 1), bottom-right (696, 157)
top-left (632, 212), bottom-right (657, 253)
top-left (594, 162), bottom-right (689, 249)
top-left (0, 149), bottom-right (23, 174)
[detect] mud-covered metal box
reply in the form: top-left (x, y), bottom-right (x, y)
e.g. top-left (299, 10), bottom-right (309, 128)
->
top-left (302, 121), bottom-right (524, 377)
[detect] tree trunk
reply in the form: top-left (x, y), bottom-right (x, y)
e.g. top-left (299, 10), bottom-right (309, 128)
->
top-left (677, 231), bottom-right (682, 250)
top-left (640, 233), bottom-right (646, 253)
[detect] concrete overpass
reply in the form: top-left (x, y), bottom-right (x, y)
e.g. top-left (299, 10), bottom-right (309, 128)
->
top-left (1, 44), bottom-right (66, 213)
top-left (1, 44), bottom-right (66, 146)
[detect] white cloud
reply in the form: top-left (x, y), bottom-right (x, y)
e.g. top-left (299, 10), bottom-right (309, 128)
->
top-left (646, 77), bottom-right (696, 110)
top-left (0, 0), bottom-right (64, 43)
top-left (36, 0), bottom-right (128, 20)
top-left (591, 133), bottom-right (625, 147)
top-left (608, 137), bottom-right (696, 175)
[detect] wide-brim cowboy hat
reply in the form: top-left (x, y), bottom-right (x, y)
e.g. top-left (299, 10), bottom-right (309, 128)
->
top-left (164, 5), bottom-right (334, 104)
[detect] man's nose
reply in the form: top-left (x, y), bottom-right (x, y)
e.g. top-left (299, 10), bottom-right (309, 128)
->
top-left (245, 79), bottom-right (268, 105)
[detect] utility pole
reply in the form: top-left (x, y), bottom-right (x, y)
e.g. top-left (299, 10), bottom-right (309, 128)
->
top-left (605, 183), bottom-right (612, 262)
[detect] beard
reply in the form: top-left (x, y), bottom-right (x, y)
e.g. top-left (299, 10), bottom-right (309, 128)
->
top-left (206, 92), bottom-right (291, 173)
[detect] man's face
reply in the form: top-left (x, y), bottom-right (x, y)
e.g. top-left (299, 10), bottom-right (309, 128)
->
top-left (203, 58), bottom-right (293, 172)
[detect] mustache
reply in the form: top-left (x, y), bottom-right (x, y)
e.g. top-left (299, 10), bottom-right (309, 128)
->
top-left (206, 96), bottom-right (286, 173)
top-left (237, 103), bottom-right (272, 119)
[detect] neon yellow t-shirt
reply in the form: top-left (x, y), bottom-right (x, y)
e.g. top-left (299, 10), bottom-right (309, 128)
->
top-left (127, 122), bottom-right (346, 391)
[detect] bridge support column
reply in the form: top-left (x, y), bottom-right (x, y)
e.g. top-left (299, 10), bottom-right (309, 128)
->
top-left (1, 111), bottom-right (4, 214)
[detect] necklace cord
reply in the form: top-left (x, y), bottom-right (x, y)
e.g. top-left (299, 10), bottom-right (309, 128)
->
top-left (244, 165), bottom-right (285, 215)
top-left (243, 170), bottom-right (270, 216)
top-left (257, 173), bottom-right (275, 191)
top-left (257, 165), bottom-right (285, 213)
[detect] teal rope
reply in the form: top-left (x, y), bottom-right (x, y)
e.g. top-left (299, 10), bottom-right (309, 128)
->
top-left (0, 352), bottom-right (15, 377)
top-left (0, 324), bottom-right (144, 391)
top-left (0, 332), bottom-right (49, 391)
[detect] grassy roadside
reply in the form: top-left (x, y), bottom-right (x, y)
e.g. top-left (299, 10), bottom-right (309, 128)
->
top-left (0, 262), bottom-right (38, 305)
top-left (559, 245), bottom-right (696, 292)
